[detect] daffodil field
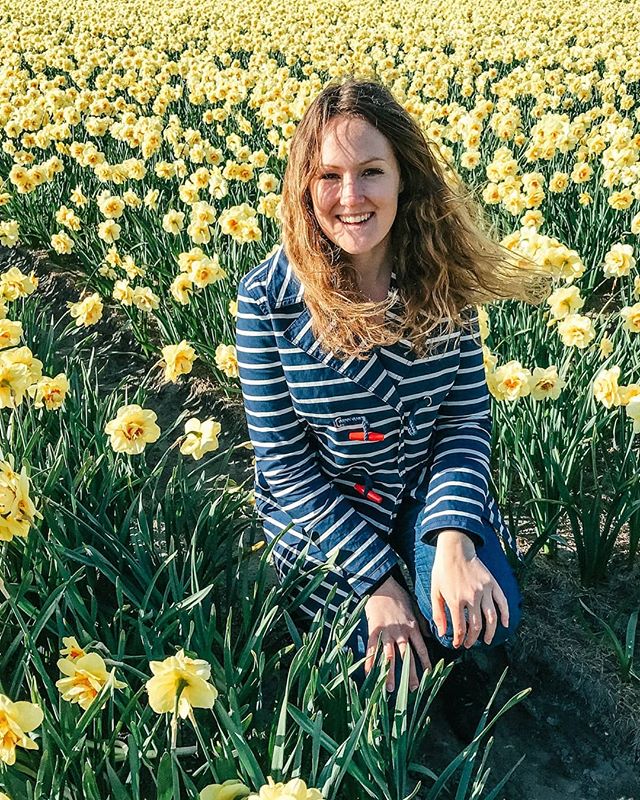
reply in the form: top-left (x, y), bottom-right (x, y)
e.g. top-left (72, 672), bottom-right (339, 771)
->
top-left (1, 0), bottom-right (640, 796)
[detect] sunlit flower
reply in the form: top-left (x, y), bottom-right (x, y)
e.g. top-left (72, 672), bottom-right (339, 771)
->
top-left (200, 780), bottom-right (251, 800)
top-left (247, 776), bottom-right (324, 800)
top-left (593, 366), bottom-right (622, 408)
top-left (0, 694), bottom-right (43, 765)
top-left (131, 285), bottom-right (160, 312)
top-left (620, 303), bottom-right (640, 333)
top-left (603, 243), bottom-right (635, 278)
top-left (56, 653), bottom-right (127, 711)
top-left (0, 455), bottom-right (42, 542)
top-left (146, 649), bottom-right (218, 718)
top-left (0, 220), bottom-right (19, 247)
top-left (0, 319), bottom-right (22, 349)
top-left (60, 637), bottom-right (87, 661)
top-left (546, 286), bottom-right (584, 323)
top-left (170, 273), bottom-right (194, 305)
top-left (627, 396), bottom-right (640, 435)
top-left (556, 314), bottom-right (596, 348)
top-left (179, 418), bottom-right (221, 460)
top-left (0, 267), bottom-right (37, 301)
top-left (487, 360), bottom-right (532, 401)
top-left (228, 299), bottom-right (238, 318)
top-left (27, 374), bottom-right (70, 411)
top-left (161, 340), bottom-right (198, 382)
top-left (215, 344), bottom-right (238, 378)
top-left (599, 337), bottom-right (614, 358)
top-left (104, 404), bottom-right (161, 455)
top-left (528, 366), bottom-right (565, 401)
top-left (51, 231), bottom-right (74, 254)
top-left (68, 293), bottom-right (103, 327)
top-left (98, 220), bottom-right (121, 244)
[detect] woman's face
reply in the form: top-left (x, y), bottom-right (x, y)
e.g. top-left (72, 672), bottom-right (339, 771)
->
top-left (309, 115), bottom-right (403, 265)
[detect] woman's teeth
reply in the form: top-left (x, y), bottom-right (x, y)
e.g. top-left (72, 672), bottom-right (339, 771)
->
top-left (337, 212), bottom-right (374, 225)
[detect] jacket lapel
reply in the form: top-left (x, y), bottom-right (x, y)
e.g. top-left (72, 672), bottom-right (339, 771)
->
top-left (282, 307), bottom-right (407, 413)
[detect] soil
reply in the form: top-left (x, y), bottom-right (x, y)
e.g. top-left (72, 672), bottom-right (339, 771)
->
top-left (3, 244), bottom-right (639, 800)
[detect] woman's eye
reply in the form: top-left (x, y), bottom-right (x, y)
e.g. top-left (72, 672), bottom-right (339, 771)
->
top-left (320, 169), bottom-right (382, 180)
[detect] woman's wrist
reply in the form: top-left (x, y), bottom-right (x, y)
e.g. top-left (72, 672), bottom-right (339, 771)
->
top-left (434, 529), bottom-right (477, 558)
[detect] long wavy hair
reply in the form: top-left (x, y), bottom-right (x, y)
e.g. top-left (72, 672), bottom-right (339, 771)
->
top-left (279, 77), bottom-right (552, 360)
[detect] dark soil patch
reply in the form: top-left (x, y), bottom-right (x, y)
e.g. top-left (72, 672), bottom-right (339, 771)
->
top-left (3, 244), bottom-right (639, 799)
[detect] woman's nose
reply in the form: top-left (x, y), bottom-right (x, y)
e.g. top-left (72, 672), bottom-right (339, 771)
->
top-left (340, 175), bottom-right (364, 206)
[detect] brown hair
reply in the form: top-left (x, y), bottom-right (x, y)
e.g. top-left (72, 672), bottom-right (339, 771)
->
top-left (280, 76), bottom-right (552, 360)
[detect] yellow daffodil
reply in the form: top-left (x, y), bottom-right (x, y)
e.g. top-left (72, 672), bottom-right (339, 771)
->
top-left (528, 366), bottom-right (565, 401)
top-left (68, 293), bottom-right (104, 327)
top-left (56, 652), bottom-right (127, 711)
top-left (603, 243), bottom-right (635, 278)
top-left (27, 374), bottom-right (70, 411)
top-left (487, 360), bottom-right (532, 402)
top-left (599, 337), bottom-right (614, 358)
top-left (0, 268), bottom-right (37, 301)
top-left (0, 694), bottom-right (43, 766)
top-left (0, 220), bottom-right (19, 247)
top-left (626, 396), bottom-right (640, 434)
top-left (98, 220), bottom-right (121, 244)
top-left (145, 649), bottom-right (218, 718)
top-left (161, 340), bottom-right (198, 382)
top-left (215, 344), bottom-right (238, 378)
top-left (619, 384), bottom-right (640, 406)
top-left (0, 320), bottom-right (22, 349)
top-left (556, 314), bottom-right (596, 348)
top-left (0, 356), bottom-right (30, 409)
top-left (170, 273), bottom-right (194, 305)
top-left (179, 418), bottom-right (221, 460)
top-left (620, 303), bottom-right (640, 333)
top-left (60, 636), bottom-right (87, 661)
top-left (0, 455), bottom-right (42, 542)
top-left (104, 404), bottom-right (161, 455)
top-left (248, 776), bottom-right (324, 800)
top-left (545, 286), bottom-right (584, 324)
top-left (593, 366), bottom-right (622, 409)
top-left (200, 780), bottom-right (251, 800)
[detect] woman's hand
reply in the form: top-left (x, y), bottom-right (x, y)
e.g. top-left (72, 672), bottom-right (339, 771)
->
top-left (431, 530), bottom-right (509, 649)
top-left (364, 575), bottom-right (431, 693)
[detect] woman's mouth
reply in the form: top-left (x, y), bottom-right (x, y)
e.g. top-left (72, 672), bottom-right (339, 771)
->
top-left (336, 212), bottom-right (374, 227)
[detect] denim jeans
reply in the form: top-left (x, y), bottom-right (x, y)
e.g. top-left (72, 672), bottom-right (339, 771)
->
top-left (292, 493), bottom-right (523, 690)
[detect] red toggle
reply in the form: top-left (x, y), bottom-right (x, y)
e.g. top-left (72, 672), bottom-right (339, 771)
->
top-left (353, 483), bottom-right (383, 504)
top-left (348, 431), bottom-right (385, 441)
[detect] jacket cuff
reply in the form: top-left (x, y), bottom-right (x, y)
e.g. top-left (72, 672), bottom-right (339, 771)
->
top-left (420, 516), bottom-right (486, 549)
top-left (347, 547), bottom-right (400, 598)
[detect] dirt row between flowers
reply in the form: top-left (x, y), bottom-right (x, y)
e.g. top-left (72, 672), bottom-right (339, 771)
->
top-left (3, 243), bottom-right (639, 800)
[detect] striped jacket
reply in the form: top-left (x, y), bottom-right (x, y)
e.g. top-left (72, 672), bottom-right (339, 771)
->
top-left (235, 244), bottom-right (520, 601)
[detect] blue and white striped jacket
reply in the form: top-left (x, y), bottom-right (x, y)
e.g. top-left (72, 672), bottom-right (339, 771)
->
top-left (235, 244), bottom-right (519, 602)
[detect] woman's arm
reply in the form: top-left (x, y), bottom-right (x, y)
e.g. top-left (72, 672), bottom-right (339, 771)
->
top-left (236, 275), bottom-right (399, 599)
top-left (419, 307), bottom-right (492, 548)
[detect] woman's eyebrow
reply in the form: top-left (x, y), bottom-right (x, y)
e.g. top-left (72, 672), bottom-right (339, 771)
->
top-left (319, 157), bottom-right (387, 168)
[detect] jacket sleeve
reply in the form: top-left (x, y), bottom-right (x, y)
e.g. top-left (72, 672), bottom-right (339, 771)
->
top-left (235, 277), bottom-right (400, 598)
top-left (419, 307), bottom-right (492, 548)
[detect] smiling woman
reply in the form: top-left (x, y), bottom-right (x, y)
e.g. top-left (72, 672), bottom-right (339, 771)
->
top-left (236, 77), bottom-right (550, 732)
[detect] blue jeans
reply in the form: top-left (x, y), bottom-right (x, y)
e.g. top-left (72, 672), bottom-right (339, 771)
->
top-left (292, 493), bottom-right (523, 690)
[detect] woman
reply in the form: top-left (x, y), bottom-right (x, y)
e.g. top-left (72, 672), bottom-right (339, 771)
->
top-left (235, 78), bottom-right (549, 711)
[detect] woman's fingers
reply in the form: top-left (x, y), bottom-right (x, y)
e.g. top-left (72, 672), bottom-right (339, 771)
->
top-left (481, 591), bottom-right (498, 645)
top-left (492, 582), bottom-right (510, 630)
top-left (410, 629), bottom-right (432, 676)
top-left (463, 600), bottom-right (483, 648)
top-left (383, 639), bottom-right (396, 691)
top-left (451, 600), bottom-right (467, 649)
top-left (431, 589), bottom-right (448, 638)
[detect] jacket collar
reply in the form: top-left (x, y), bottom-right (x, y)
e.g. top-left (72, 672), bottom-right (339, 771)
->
top-left (269, 245), bottom-right (408, 414)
